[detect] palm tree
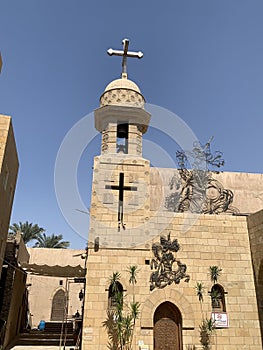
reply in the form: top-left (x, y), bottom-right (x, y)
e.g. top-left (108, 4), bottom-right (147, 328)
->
top-left (102, 309), bottom-right (119, 350)
top-left (209, 266), bottom-right (222, 350)
top-left (33, 233), bottom-right (69, 248)
top-left (195, 282), bottom-right (205, 318)
top-left (109, 271), bottom-right (121, 294)
top-left (128, 265), bottom-right (138, 285)
top-left (103, 270), bottom-right (140, 350)
top-left (106, 272), bottom-right (124, 349)
top-left (110, 271), bottom-right (121, 288)
top-left (209, 266), bottom-right (222, 284)
top-left (196, 282), bottom-right (205, 303)
top-left (199, 318), bottom-right (215, 350)
top-left (9, 221), bottom-right (45, 244)
top-left (122, 314), bottom-right (133, 350)
top-left (127, 265), bottom-right (138, 303)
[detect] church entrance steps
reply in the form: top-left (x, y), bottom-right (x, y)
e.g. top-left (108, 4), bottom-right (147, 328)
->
top-left (10, 322), bottom-right (76, 349)
top-left (43, 321), bottom-right (74, 333)
top-left (10, 347), bottom-right (74, 350)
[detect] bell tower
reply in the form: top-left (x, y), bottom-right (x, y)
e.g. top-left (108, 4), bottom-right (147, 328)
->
top-left (89, 39), bottom-right (151, 247)
top-left (94, 38), bottom-right (150, 157)
top-left (95, 77), bottom-right (150, 156)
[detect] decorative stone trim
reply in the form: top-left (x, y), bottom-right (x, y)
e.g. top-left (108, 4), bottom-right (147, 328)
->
top-left (140, 288), bottom-right (195, 329)
top-left (100, 88), bottom-right (145, 108)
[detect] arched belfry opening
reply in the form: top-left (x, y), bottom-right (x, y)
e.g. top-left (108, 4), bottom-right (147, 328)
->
top-left (153, 301), bottom-right (182, 350)
top-left (50, 289), bottom-right (66, 321)
top-left (117, 122), bottom-right (128, 153)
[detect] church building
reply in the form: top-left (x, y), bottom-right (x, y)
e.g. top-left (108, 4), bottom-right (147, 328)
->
top-left (82, 40), bottom-right (263, 350)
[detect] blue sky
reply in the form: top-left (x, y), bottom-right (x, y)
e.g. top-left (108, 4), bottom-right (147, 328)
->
top-left (1, 1), bottom-right (263, 249)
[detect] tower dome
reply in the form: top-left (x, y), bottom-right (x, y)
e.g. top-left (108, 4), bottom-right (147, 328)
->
top-left (100, 76), bottom-right (145, 108)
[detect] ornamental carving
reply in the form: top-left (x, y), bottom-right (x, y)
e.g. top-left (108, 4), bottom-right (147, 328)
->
top-left (101, 143), bottom-right (108, 153)
top-left (165, 139), bottom-right (239, 214)
top-left (102, 132), bottom-right (109, 142)
top-left (165, 169), bottom-right (238, 214)
top-left (100, 88), bottom-right (144, 108)
top-left (150, 233), bottom-right (190, 291)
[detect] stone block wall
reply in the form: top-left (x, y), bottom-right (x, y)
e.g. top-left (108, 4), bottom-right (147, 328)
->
top-left (0, 235), bottom-right (29, 348)
top-left (83, 212), bottom-right (262, 349)
top-left (247, 209), bottom-right (263, 339)
top-left (0, 115), bottom-right (19, 274)
top-left (89, 154), bottom-right (151, 247)
top-left (150, 168), bottom-right (263, 214)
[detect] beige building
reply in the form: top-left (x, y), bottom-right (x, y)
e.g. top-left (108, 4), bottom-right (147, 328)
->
top-left (25, 248), bottom-right (86, 329)
top-left (247, 210), bottom-right (263, 339)
top-left (0, 61), bottom-right (21, 349)
top-left (0, 115), bottom-right (19, 275)
top-left (0, 233), bottom-right (30, 349)
top-left (82, 44), bottom-right (263, 349)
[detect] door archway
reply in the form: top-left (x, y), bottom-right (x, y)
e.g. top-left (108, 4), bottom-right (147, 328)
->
top-left (50, 289), bottom-right (66, 321)
top-left (154, 301), bottom-right (182, 350)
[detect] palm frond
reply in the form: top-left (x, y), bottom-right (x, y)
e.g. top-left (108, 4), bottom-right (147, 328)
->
top-left (34, 233), bottom-right (69, 248)
top-left (195, 282), bottom-right (205, 303)
top-left (209, 266), bottom-right (222, 284)
top-left (130, 301), bottom-right (140, 321)
top-left (127, 265), bottom-right (138, 285)
top-left (9, 221), bottom-right (45, 244)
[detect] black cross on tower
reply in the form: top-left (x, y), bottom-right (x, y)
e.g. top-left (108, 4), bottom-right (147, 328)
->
top-left (105, 172), bottom-right (137, 231)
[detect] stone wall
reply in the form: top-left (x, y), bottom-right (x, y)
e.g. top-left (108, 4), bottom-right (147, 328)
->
top-left (83, 212), bottom-right (262, 349)
top-left (247, 209), bottom-right (263, 339)
top-left (150, 168), bottom-right (263, 214)
top-left (0, 234), bottom-right (29, 348)
top-left (0, 115), bottom-right (19, 274)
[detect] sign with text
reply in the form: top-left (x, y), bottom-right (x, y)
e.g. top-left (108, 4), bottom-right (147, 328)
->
top-left (211, 312), bottom-right (229, 328)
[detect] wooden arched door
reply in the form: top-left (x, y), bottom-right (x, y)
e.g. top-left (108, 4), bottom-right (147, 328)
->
top-left (154, 301), bottom-right (182, 350)
top-left (50, 289), bottom-right (66, 321)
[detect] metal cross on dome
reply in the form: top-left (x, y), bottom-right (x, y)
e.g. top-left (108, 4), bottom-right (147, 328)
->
top-left (107, 38), bottom-right (143, 78)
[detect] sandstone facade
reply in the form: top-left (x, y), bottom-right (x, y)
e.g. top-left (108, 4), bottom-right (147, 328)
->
top-left (82, 73), bottom-right (263, 349)
top-left (83, 211), bottom-right (262, 349)
top-left (0, 115), bottom-right (19, 275)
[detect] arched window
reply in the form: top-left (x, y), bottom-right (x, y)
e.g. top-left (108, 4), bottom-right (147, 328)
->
top-left (108, 282), bottom-right (123, 308)
top-left (50, 289), bottom-right (66, 321)
top-left (210, 284), bottom-right (226, 312)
